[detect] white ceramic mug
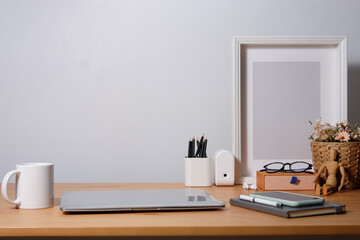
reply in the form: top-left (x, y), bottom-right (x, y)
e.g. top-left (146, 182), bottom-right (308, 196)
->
top-left (1, 163), bottom-right (54, 209)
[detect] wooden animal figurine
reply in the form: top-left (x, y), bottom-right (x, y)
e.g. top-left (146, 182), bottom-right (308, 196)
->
top-left (313, 149), bottom-right (345, 195)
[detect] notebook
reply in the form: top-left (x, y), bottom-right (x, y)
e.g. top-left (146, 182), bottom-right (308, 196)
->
top-left (60, 189), bottom-right (225, 212)
top-left (230, 198), bottom-right (346, 218)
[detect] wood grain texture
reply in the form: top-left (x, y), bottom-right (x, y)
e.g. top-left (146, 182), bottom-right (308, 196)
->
top-left (0, 183), bottom-right (359, 237)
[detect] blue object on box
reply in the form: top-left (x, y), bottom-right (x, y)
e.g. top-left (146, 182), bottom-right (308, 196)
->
top-left (290, 176), bottom-right (298, 184)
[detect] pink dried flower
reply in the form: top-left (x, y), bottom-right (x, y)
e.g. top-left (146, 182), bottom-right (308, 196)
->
top-left (335, 131), bottom-right (350, 142)
top-left (309, 119), bottom-right (360, 142)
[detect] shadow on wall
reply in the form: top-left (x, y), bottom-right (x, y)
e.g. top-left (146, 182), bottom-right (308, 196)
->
top-left (348, 66), bottom-right (360, 124)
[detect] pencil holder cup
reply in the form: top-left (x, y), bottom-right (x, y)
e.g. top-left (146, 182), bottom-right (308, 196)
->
top-left (184, 157), bottom-right (213, 187)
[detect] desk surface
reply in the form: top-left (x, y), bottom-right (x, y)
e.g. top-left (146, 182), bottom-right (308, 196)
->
top-left (0, 183), bottom-right (359, 237)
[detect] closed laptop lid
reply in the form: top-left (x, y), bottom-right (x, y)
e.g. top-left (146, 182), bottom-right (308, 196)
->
top-left (60, 189), bottom-right (225, 212)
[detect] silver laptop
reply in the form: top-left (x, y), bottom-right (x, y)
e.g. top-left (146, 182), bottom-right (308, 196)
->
top-left (60, 189), bottom-right (225, 212)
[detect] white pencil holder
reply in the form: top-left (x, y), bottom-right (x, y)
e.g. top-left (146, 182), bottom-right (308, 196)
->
top-left (184, 157), bottom-right (213, 187)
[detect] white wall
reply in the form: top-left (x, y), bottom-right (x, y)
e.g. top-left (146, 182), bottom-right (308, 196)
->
top-left (1, 0), bottom-right (360, 182)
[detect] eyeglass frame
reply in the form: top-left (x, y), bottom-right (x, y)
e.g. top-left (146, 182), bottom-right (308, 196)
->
top-left (260, 161), bottom-right (313, 173)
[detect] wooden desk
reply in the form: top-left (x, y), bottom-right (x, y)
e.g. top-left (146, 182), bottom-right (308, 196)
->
top-left (0, 183), bottom-right (359, 238)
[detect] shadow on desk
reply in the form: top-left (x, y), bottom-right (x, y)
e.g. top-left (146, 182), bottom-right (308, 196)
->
top-left (0, 236), bottom-right (359, 240)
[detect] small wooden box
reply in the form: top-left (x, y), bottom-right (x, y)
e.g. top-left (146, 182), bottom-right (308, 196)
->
top-left (256, 171), bottom-right (315, 191)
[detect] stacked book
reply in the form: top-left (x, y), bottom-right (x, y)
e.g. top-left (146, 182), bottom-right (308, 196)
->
top-left (230, 192), bottom-right (346, 218)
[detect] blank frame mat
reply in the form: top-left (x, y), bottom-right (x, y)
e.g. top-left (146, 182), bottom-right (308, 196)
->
top-left (253, 61), bottom-right (320, 160)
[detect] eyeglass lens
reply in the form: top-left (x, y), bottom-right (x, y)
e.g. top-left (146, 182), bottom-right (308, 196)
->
top-left (291, 162), bottom-right (311, 172)
top-left (264, 163), bottom-right (284, 172)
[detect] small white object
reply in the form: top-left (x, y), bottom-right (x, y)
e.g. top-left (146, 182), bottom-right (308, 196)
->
top-left (184, 157), bottom-right (213, 187)
top-left (249, 184), bottom-right (258, 190)
top-left (1, 163), bottom-right (54, 209)
top-left (214, 150), bottom-right (235, 186)
top-left (243, 183), bottom-right (250, 189)
top-left (239, 195), bottom-right (282, 207)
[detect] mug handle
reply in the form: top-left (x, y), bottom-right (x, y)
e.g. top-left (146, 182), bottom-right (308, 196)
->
top-left (1, 170), bottom-right (21, 205)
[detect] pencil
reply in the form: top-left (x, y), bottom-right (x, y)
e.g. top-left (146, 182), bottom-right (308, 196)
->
top-left (199, 135), bottom-right (205, 158)
top-left (195, 137), bottom-right (200, 157)
top-left (192, 137), bottom-right (196, 157)
top-left (203, 138), bottom-right (208, 158)
top-left (188, 138), bottom-right (196, 158)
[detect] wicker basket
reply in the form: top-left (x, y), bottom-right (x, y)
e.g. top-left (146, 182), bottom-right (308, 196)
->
top-left (311, 141), bottom-right (360, 190)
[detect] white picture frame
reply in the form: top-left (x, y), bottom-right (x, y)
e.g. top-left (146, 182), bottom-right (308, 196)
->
top-left (233, 36), bottom-right (347, 184)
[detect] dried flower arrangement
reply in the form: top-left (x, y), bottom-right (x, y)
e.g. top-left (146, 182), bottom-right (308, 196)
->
top-left (309, 118), bottom-right (360, 142)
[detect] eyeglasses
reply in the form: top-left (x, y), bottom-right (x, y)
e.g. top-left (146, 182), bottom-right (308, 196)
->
top-left (260, 161), bottom-right (313, 173)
